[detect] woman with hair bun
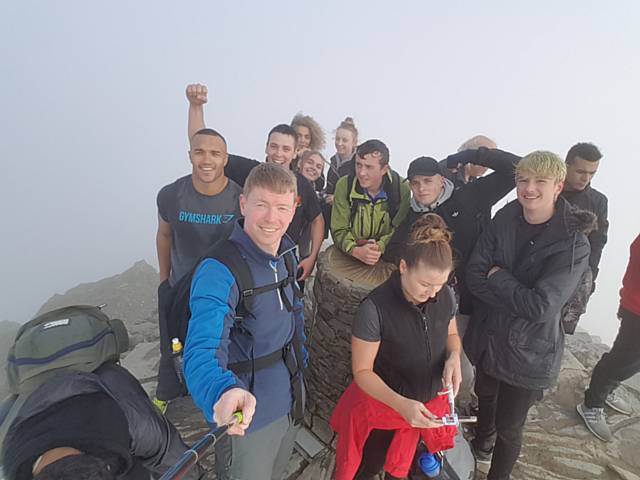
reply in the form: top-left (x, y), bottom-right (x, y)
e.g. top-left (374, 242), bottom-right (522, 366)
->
top-left (325, 117), bottom-right (359, 200)
top-left (331, 214), bottom-right (463, 480)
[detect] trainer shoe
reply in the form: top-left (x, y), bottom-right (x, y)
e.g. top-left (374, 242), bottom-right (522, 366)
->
top-left (577, 403), bottom-right (613, 442)
top-left (471, 440), bottom-right (493, 464)
top-left (605, 389), bottom-right (633, 415)
top-left (152, 397), bottom-right (168, 414)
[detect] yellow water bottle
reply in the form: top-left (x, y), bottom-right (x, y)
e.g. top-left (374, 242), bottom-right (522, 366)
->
top-left (172, 337), bottom-right (184, 386)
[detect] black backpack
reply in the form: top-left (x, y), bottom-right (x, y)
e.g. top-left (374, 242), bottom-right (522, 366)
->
top-left (165, 238), bottom-right (305, 420)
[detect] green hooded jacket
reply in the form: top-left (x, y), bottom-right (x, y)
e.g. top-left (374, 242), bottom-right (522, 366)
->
top-left (331, 170), bottom-right (411, 254)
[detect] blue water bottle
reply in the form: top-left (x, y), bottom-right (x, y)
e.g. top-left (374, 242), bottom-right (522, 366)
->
top-left (418, 451), bottom-right (441, 478)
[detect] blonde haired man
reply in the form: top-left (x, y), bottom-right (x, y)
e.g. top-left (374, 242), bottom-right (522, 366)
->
top-left (464, 151), bottom-right (595, 479)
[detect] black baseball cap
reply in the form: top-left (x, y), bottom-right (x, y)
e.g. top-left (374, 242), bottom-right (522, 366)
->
top-left (407, 156), bottom-right (443, 179)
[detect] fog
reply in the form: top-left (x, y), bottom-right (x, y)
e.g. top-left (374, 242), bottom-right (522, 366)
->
top-left (1, 1), bottom-right (638, 345)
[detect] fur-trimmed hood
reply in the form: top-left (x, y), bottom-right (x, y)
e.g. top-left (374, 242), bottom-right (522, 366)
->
top-left (559, 197), bottom-right (597, 236)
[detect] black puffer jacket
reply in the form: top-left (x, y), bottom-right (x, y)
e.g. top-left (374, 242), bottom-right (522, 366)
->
top-left (1, 363), bottom-right (200, 479)
top-left (559, 185), bottom-right (608, 281)
top-left (464, 198), bottom-right (594, 390)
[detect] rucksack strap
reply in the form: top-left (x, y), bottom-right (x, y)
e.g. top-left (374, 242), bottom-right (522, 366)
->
top-left (287, 334), bottom-right (305, 422)
top-left (346, 171), bottom-right (402, 230)
top-left (228, 348), bottom-right (285, 375)
top-left (170, 237), bottom-right (305, 418)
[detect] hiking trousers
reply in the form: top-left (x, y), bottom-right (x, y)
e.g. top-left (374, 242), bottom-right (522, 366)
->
top-left (156, 280), bottom-right (186, 401)
top-left (585, 307), bottom-right (640, 408)
top-left (214, 414), bottom-right (299, 480)
top-left (473, 368), bottom-right (542, 480)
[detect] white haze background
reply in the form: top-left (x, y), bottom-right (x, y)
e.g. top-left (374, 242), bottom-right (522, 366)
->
top-left (1, 1), bottom-right (639, 345)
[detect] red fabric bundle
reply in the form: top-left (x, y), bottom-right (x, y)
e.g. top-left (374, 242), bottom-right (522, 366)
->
top-left (330, 383), bottom-right (457, 479)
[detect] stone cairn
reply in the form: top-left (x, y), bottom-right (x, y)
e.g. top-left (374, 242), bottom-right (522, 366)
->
top-left (304, 247), bottom-right (375, 443)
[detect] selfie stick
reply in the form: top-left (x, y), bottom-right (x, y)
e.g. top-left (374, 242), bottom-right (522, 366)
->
top-left (159, 412), bottom-right (244, 480)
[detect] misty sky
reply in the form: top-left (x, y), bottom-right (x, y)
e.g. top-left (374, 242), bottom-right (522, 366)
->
top-left (1, 1), bottom-right (638, 345)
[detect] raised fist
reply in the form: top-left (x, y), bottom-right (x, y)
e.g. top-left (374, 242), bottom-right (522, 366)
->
top-left (186, 83), bottom-right (208, 106)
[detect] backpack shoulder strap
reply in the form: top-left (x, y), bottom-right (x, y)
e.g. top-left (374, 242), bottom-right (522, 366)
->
top-left (207, 239), bottom-right (255, 320)
top-left (283, 250), bottom-right (304, 302)
top-left (386, 170), bottom-right (402, 220)
top-left (346, 173), bottom-right (360, 224)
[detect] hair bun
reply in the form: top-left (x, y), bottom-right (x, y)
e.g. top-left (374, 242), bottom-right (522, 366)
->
top-left (408, 213), bottom-right (452, 245)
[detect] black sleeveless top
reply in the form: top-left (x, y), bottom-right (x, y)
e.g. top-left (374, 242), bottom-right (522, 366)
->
top-left (356, 270), bottom-right (456, 402)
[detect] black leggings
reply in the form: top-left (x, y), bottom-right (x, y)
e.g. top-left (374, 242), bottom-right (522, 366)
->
top-left (585, 307), bottom-right (640, 408)
top-left (355, 429), bottom-right (403, 480)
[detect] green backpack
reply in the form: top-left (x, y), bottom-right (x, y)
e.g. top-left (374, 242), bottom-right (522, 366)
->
top-left (6, 304), bottom-right (129, 396)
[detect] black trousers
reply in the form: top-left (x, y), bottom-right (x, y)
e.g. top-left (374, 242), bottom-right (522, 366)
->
top-left (155, 280), bottom-right (186, 401)
top-left (473, 368), bottom-right (542, 480)
top-left (585, 307), bottom-right (640, 408)
top-left (354, 429), bottom-right (403, 480)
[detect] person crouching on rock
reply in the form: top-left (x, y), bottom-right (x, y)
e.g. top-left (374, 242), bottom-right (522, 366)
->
top-left (330, 213), bottom-right (462, 480)
top-left (464, 151), bottom-right (594, 479)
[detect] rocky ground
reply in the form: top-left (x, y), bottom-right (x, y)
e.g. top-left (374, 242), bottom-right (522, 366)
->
top-left (20, 260), bottom-right (640, 479)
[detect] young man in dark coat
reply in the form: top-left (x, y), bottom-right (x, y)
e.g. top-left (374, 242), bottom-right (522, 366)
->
top-left (558, 142), bottom-right (609, 334)
top-left (464, 151), bottom-right (594, 479)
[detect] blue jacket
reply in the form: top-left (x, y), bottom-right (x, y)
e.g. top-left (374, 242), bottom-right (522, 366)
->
top-left (183, 221), bottom-right (306, 432)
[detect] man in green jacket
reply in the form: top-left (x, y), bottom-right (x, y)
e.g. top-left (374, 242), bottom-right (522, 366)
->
top-left (330, 139), bottom-right (410, 286)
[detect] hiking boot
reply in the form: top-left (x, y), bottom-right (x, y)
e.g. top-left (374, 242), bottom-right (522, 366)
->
top-left (152, 397), bottom-right (169, 414)
top-left (577, 403), bottom-right (613, 442)
top-left (605, 390), bottom-right (633, 415)
top-left (470, 440), bottom-right (493, 464)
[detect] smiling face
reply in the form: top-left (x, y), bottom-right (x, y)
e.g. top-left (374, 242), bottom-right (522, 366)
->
top-left (335, 127), bottom-right (357, 158)
top-left (355, 153), bottom-right (388, 193)
top-left (399, 259), bottom-right (451, 305)
top-left (299, 153), bottom-right (325, 183)
top-left (516, 171), bottom-right (563, 214)
top-left (189, 134), bottom-right (228, 187)
top-left (409, 174), bottom-right (445, 206)
top-left (265, 132), bottom-right (297, 169)
top-left (565, 156), bottom-right (599, 192)
top-left (240, 186), bottom-right (296, 255)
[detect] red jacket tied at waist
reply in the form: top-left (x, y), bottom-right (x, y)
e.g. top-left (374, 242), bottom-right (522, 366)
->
top-left (330, 383), bottom-right (457, 480)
